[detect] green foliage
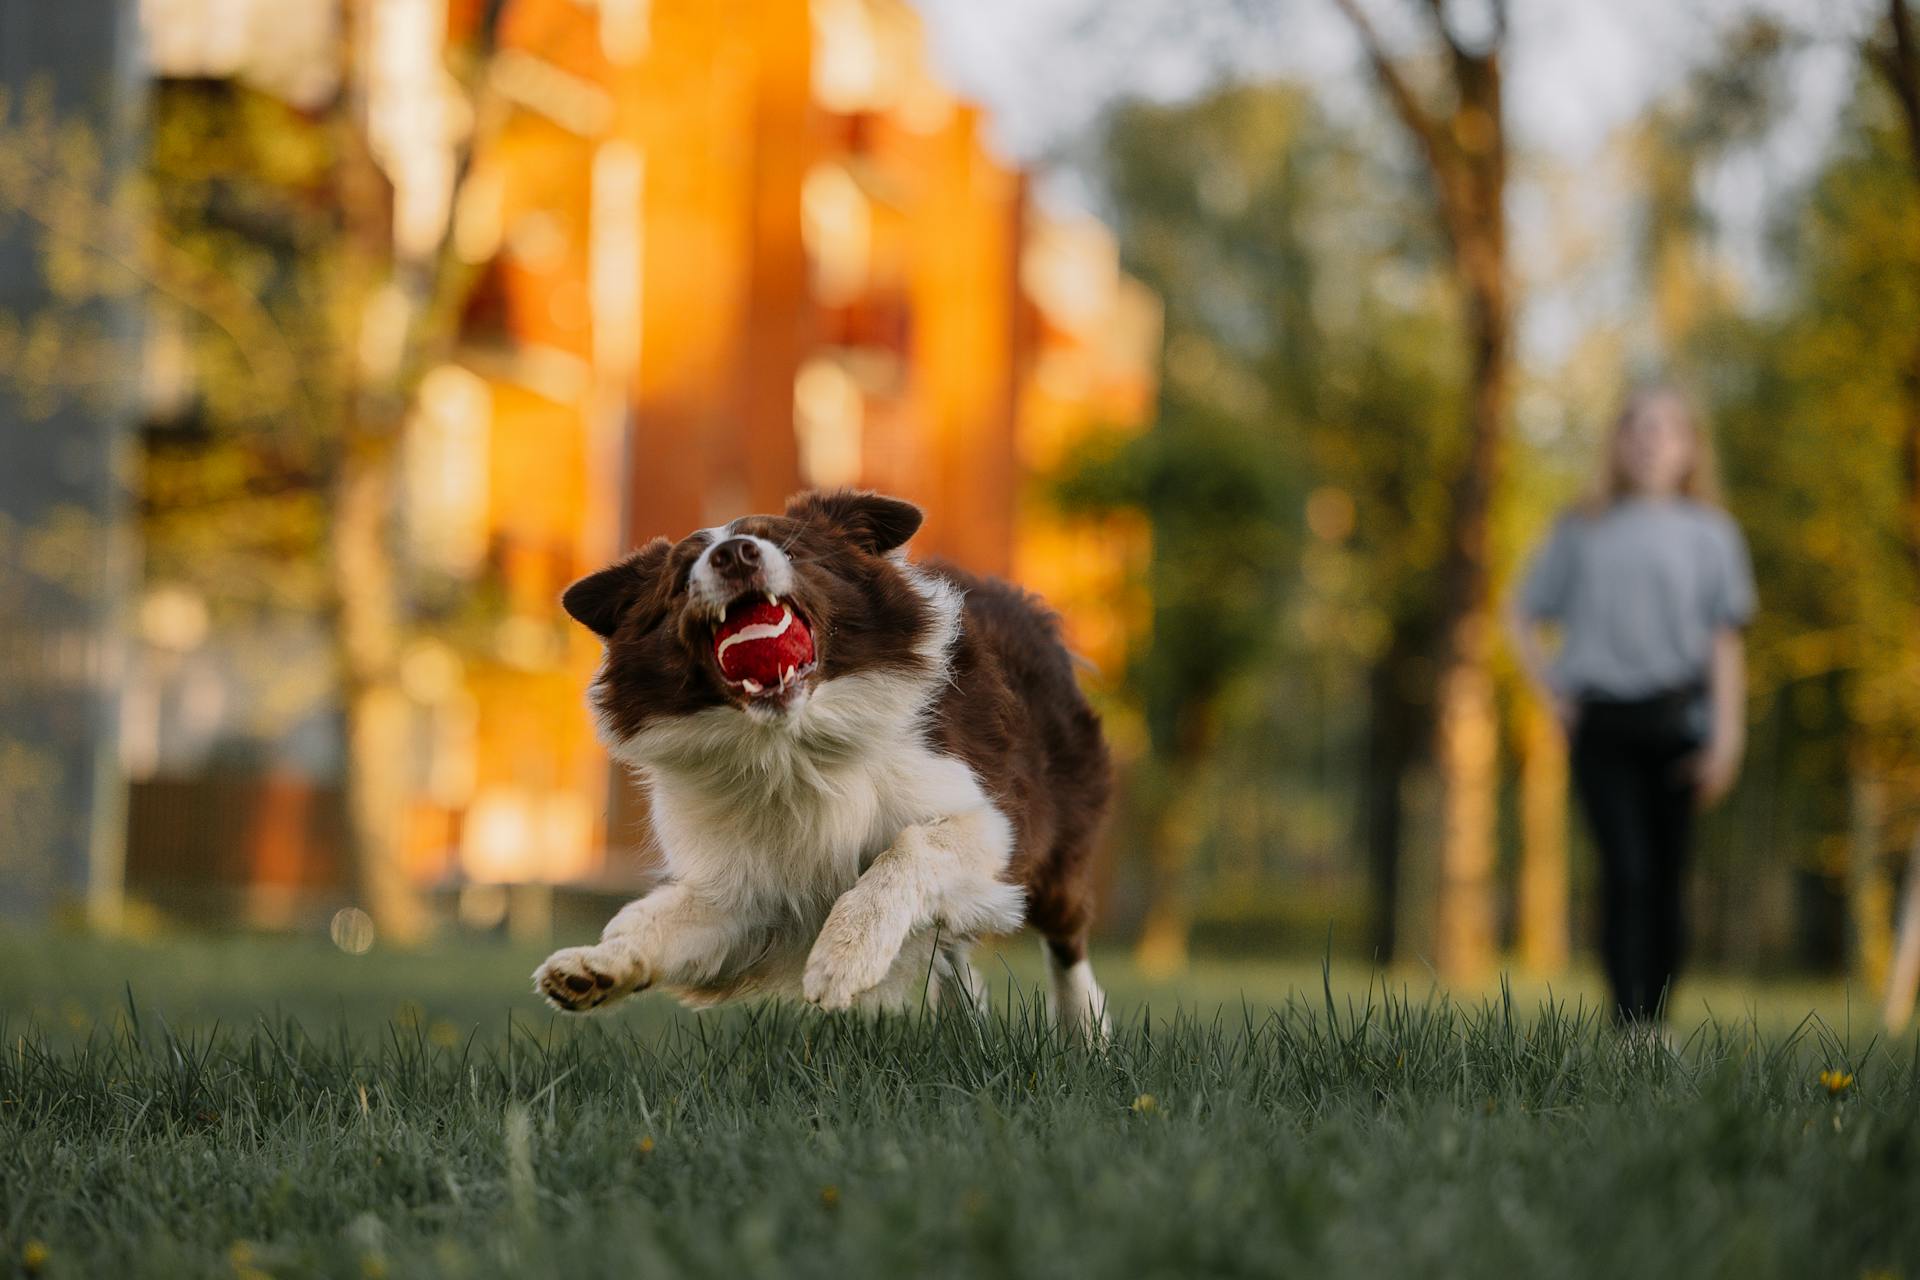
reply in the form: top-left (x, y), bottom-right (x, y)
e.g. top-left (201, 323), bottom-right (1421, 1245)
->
top-left (1059, 390), bottom-right (1295, 755)
top-left (1062, 84), bottom-right (1463, 768)
top-left (1686, 78), bottom-right (1920, 778)
top-left (138, 82), bottom-right (350, 614)
top-left (1, 937), bottom-right (1916, 1279)
top-left (1, 78), bottom-right (352, 621)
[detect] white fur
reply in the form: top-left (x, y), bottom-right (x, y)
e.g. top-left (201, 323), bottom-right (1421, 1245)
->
top-left (1047, 946), bottom-right (1111, 1041)
top-left (934, 939), bottom-right (990, 1013)
top-left (688, 527), bottom-right (795, 619)
top-left (537, 569), bottom-right (1031, 1013)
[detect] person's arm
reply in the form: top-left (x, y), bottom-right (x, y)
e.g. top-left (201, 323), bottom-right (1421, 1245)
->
top-left (1694, 626), bottom-right (1746, 808)
top-left (1506, 596), bottom-right (1575, 734)
top-left (1509, 517), bottom-right (1578, 735)
top-left (1696, 514), bottom-right (1756, 809)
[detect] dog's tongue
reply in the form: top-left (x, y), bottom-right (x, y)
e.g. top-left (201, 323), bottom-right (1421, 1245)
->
top-left (714, 600), bottom-right (814, 691)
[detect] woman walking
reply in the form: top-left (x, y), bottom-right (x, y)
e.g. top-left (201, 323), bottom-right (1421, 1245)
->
top-left (1509, 386), bottom-right (1755, 1024)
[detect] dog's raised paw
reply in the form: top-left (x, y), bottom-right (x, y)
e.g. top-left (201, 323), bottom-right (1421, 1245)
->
top-left (801, 948), bottom-right (872, 1011)
top-left (802, 890), bottom-right (908, 1010)
top-left (533, 945), bottom-right (648, 1012)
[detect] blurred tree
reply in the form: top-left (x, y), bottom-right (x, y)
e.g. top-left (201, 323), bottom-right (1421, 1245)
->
top-left (1862, 0), bottom-right (1920, 1023)
top-left (1330, 0), bottom-right (1511, 979)
top-left (1867, 2), bottom-right (1920, 581)
top-left (0, 2), bottom-right (507, 940)
top-left (1635, 19), bottom-right (1791, 350)
top-left (1063, 85), bottom-right (1459, 968)
top-left (1059, 395), bottom-right (1296, 971)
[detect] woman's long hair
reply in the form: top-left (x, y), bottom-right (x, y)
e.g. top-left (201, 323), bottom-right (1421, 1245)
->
top-left (1585, 383), bottom-right (1723, 513)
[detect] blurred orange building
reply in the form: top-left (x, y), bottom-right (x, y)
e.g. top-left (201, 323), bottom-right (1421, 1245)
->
top-left (400, 0), bottom-right (1158, 897)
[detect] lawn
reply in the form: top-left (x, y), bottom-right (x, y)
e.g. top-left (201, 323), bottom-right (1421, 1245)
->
top-left (2, 933), bottom-right (1917, 1279)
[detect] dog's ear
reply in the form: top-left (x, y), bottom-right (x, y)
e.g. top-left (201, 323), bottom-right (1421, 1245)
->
top-left (562, 538), bottom-right (672, 638)
top-left (785, 489), bottom-right (923, 555)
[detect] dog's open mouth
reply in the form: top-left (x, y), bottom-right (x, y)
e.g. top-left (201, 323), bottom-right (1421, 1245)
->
top-left (713, 595), bottom-right (816, 699)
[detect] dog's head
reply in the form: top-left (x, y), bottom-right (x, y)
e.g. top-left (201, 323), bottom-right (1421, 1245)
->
top-left (563, 489), bottom-right (942, 742)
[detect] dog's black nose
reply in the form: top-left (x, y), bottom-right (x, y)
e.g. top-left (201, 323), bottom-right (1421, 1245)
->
top-left (709, 536), bottom-right (761, 577)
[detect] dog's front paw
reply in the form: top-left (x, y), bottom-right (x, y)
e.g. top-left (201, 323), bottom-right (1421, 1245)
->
top-left (533, 944), bottom-right (650, 1013)
top-left (802, 888), bottom-right (909, 1011)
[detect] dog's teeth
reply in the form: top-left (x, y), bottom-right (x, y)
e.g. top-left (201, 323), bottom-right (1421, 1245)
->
top-left (785, 665), bottom-right (796, 685)
top-left (743, 678), bottom-right (762, 695)
top-left (766, 592), bottom-right (778, 605)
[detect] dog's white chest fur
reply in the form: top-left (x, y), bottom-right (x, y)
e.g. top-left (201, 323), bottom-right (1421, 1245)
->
top-left (587, 573), bottom-right (1018, 1003)
top-left (636, 695), bottom-right (986, 918)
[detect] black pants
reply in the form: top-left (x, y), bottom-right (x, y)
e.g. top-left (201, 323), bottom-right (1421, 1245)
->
top-left (1570, 690), bottom-right (1704, 1023)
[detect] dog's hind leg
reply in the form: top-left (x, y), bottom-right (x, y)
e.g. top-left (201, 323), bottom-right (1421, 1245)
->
top-left (935, 938), bottom-right (990, 1014)
top-left (1041, 934), bottom-right (1110, 1042)
top-left (1028, 833), bottom-right (1109, 1041)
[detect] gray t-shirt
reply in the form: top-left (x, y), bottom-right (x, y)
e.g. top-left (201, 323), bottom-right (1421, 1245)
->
top-left (1518, 498), bottom-right (1755, 700)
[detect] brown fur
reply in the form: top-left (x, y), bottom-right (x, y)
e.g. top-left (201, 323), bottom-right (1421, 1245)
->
top-left (922, 562), bottom-right (1111, 964)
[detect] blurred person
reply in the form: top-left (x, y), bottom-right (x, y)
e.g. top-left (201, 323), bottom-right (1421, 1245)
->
top-left (1508, 386), bottom-right (1755, 1025)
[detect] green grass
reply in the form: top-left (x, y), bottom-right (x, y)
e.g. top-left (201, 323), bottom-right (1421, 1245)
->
top-left (3, 933), bottom-right (1918, 1279)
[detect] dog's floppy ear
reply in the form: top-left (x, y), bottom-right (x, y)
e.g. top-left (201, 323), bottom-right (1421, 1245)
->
top-left (785, 489), bottom-right (923, 555)
top-left (561, 538), bottom-right (672, 638)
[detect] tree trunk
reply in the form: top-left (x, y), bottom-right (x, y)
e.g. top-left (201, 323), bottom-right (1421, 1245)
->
top-left (322, 0), bottom-right (454, 947)
top-left (1872, 0), bottom-right (1920, 1026)
top-left (1516, 695), bottom-right (1569, 973)
top-left (1849, 768), bottom-right (1893, 991)
top-left (1434, 648), bottom-right (1499, 978)
top-left (1884, 821), bottom-right (1920, 1030)
top-left (1362, 670), bottom-right (1408, 966)
top-left (1431, 282), bottom-right (1511, 982)
top-left (1330, 0), bottom-right (1511, 984)
top-left (1134, 754), bottom-right (1205, 978)
top-left (1363, 627), bottom-right (1433, 964)
top-left (333, 452), bottom-right (426, 944)
top-left (1134, 711), bottom-right (1215, 978)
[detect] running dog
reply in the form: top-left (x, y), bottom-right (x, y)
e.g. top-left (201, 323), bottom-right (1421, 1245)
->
top-left (533, 489), bottom-right (1111, 1034)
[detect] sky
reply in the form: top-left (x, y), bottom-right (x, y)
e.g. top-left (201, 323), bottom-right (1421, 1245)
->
top-left (910, 0), bottom-right (1881, 393)
top-left (912, 0), bottom-right (1874, 171)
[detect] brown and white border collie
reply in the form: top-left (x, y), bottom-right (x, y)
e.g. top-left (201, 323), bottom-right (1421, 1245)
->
top-left (533, 489), bottom-right (1111, 1034)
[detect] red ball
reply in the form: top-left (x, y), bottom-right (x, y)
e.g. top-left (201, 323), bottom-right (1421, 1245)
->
top-left (714, 601), bottom-right (815, 690)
